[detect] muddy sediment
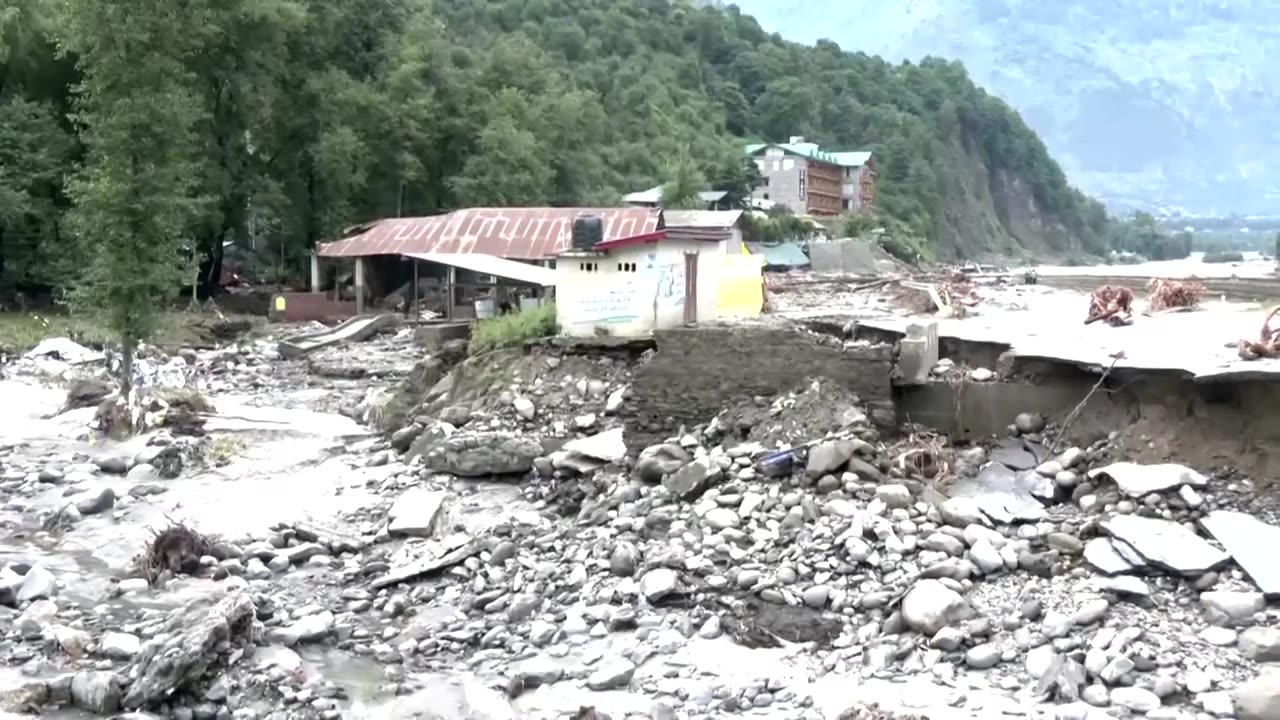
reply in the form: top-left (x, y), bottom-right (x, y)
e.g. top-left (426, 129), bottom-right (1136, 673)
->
top-left (1, 294), bottom-right (1280, 720)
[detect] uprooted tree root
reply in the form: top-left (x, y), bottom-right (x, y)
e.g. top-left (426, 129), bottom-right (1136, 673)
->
top-left (1238, 305), bottom-right (1280, 360)
top-left (134, 520), bottom-right (218, 583)
top-left (1085, 285), bottom-right (1134, 326)
top-left (1146, 277), bottom-right (1206, 313)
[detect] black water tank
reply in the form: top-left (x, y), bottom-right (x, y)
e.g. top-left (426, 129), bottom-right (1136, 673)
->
top-left (572, 215), bottom-right (604, 251)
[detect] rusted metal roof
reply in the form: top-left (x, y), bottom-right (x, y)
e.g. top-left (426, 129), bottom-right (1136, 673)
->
top-left (663, 210), bottom-right (744, 229)
top-left (317, 207), bottom-right (661, 259)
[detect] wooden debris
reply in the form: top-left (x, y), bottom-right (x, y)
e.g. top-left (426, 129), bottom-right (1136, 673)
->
top-left (1238, 305), bottom-right (1280, 360)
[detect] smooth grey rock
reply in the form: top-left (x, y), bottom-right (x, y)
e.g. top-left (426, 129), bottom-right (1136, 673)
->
top-left (1235, 668), bottom-right (1280, 720)
top-left (386, 488), bottom-right (446, 538)
top-left (901, 579), bottom-right (974, 636)
top-left (1015, 412), bottom-right (1047, 435)
top-left (99, 632), bottom-right (141, 660)
top-left (1201, 590), bottom-right (1265, 626)
top-left (965, 643), bottom-right (1001, 669)
top-left (639, 568), bottom-right (678, 602)
top-left (633, 443), bottom-right (692, 483)
top-left (513, 397), bottom-right (535, 420)
top-left (1088, 462), bottom-right (1207, 497)
top-left (703, 507), bottom-right (740, 530)
top-left (610, 542), bottom-right (640, 577)
top-left (74, 487), bottom-right (116, 515)
top-left (802, 585), bottom-right (830, 609)
top-left (875, 484), bottom-right (912, 509)
top-left (1110, 686), bottom-right (1161, 713)
top-left (664, 456), bottom-right (720, 499)
top-left (586, 658), bottom-right (635, 691)
top-left (1238, 627), bottom-right (1280, 662)
top-left (1200, 510), bottom-right (1280, 595)
top-left (806, 439), bottom-right (855, 479)
top-left (1101, 515), bottom-right (1230, 576)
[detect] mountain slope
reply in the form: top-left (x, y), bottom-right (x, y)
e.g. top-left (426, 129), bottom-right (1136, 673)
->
top-left (433, 1), bottom-right (1110, 260)
top-left (728, 0), bottom-right (1280, 214)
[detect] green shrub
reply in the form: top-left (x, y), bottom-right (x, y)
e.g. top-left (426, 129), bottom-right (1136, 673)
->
top-left (469, 302), bottom-right (557, 354)
top-left (1202, 250), bottom-right (1245, 264)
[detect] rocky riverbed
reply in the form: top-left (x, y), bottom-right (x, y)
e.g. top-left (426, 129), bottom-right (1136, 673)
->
top-left (1, 321), bottom-right (1279, 720)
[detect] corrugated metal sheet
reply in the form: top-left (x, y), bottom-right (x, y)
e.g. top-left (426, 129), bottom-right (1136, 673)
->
top-left (403, 252), bottom-right (555, 286)
top-left (666, 227), bottom-right (732, 243)
top-left (317, 207), bottom-right (661, 259)
top-left (663, 210), bottom-right (744, 229)
top-left (746, 241), bottom-right (811, 268)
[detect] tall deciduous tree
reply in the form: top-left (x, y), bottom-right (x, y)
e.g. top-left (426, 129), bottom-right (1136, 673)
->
top-left (60, 0), bottom-right (202, 397)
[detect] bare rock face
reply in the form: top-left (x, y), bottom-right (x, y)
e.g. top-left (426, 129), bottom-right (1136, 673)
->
top-left (122, 590), bottom-right (259, 709)
top-left (422, 432), bottom-right (542, 477)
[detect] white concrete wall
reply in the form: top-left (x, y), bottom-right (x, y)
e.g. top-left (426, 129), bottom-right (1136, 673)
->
top-left (556, 240), bottom-right (724, 337)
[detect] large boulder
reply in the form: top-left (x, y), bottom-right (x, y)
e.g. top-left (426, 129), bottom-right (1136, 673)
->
top-left (1234, 668), bottom-right (1280, 720)
top-left (901, 579), bottom-right (974, 636)
top-left (65, 377), bottom-right (113, 410)
top-left (806, 439), bottom-right (855, 479)
top-left (423, 433), bottom-right (542, 477)
top-left (633, 443), bottom-right (692, 484)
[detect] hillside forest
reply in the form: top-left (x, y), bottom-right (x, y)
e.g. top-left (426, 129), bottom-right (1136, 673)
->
top-left (3, 0), bottom-right (1171, 307)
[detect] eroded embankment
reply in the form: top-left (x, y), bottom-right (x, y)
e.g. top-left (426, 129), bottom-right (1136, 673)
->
top-left (849, 321), bottom-right (1280, 489)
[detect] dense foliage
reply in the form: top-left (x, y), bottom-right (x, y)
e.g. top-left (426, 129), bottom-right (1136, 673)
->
top-left (1, 0), bottom-right (1114, 305)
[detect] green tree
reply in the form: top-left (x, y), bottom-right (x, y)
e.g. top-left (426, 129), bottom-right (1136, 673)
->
top-left (59, 0), bottom-right (202, 398)
top-left (661, 152), bottom-right (708, 209)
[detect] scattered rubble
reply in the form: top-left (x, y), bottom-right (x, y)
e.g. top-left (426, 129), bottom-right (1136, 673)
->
top-left (3, 308), bottom-right (1280, 720)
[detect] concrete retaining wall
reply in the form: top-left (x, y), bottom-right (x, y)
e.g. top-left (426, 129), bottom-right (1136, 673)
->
top-left (624, 326), bottom-right (893, 451)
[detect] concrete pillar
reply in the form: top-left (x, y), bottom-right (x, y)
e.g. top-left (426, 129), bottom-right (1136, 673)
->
top-left (354, 257), bottom-right (366, 315)
top-left (895, 321), bottom-right (939, 385)
top-left (310, 254), bottom-right (321, 293)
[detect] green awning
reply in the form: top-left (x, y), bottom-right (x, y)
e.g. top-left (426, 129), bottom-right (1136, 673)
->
top-left (746, 241), bottom-right (810, 268)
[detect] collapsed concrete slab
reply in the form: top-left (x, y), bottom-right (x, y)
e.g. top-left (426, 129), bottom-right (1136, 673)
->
top-left (1101, 515), bottom-right (1230, 577)
top-left (946, 463), bottom-right (1047, 524)
top-left (1200, 510), bottom-right (1280, 596)
top-left (1088, 462), bottom-right (1208, 498)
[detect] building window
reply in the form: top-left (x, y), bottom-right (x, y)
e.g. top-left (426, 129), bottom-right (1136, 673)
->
top-left (579, 262), bottom-right (599, 272)
top-left (782, 158), bottom-right (794, 171)
top-left (842, 198), bottom-right (850, 209)
top-left (615, 262), bottom-right (637, 272)
top-left (798, 170), bottom-right (806, 199)
top-left (762, 177), bottom-right (769, 187)
top-left (762, 193), bottom-right (769, 200)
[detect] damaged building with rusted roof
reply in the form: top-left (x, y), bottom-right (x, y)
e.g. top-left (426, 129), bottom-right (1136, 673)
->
top-left (287, 206), bottom-right (764, 334)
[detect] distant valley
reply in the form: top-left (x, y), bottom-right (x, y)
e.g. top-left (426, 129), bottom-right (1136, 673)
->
top-left (727, 0), bottom-right (1280, 215)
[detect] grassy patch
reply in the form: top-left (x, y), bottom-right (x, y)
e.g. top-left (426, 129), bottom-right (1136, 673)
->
top-left (0, 310), bottom-right (264, 354)
top-left (158, 386), bottom-right (215, 413)
top-left (468, 302), bottom-right (557, 354)
top-left (207, 434), bottom-right (246, 466)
